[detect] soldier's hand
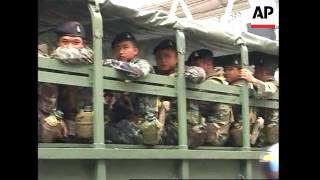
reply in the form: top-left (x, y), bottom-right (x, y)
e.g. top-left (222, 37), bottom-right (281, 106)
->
top-left (51, 47), bottom-right (93, 64)
top-left (239, 68), bottom-right (257, 83)
top-left (103, 59), bottom-right (113, 66)
top-left (103, 59), bottom-right (119, 67)
top-left (79, 48), bottom-right (93, 63)
top-left (185, 66), bottom-right (206, 83)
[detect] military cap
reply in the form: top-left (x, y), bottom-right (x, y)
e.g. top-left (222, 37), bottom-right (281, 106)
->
top-left (54, 21), bottom-right (86, 39)
top-left (249, 52), bottom-right (278, 72)
top-left (111, 32), bottom-right (137, 48)
top-left (153, 39), bottom-right (177, 54)
top-left (214, 54), bottom-right (242, 68)
top-left (187, 49), bottom-right (214, 64)
top-left (52, 110), bottom-right (64, 119)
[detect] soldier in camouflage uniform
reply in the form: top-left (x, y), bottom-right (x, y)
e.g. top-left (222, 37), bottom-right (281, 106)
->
top-left (187, 49), bottom-right (233, 146)
top-left (153, 39), bottom-right (207, 148)
top-left (239, 55), bottom-right (279, 146)
top-left (38, 21), bottom-right (93, 142)
top-left (221, 56), bottom-right (264, 147)
top-left (38, 82), bottom-right (62, 142)
top-left (103, 32), bottom-right (161, 145)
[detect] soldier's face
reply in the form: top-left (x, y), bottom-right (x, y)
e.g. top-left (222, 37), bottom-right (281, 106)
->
top-left (254, 66), bottom-right (268, 81)
top-left (113, 41), bottom-right (139, 62)
top-left (155, 49), bottom-right (177, 71)
top-left (224, 66), bottom-right (241, 83)
top-left (57, 36), bottom-right (84, 49)
top-left (104, 94), bottom-right (113, 105)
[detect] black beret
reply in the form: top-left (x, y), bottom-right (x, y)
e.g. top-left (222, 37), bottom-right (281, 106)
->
top-left (111, 32), bottom-right (137, 48)
top-left (153, 39), bottom-right (177, 54)
top-left (187, 49), bottom-right (214, 64)
top-left (54, 21), bottom-right (86, 39)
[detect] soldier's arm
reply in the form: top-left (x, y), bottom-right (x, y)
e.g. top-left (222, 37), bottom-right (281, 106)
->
top-left (185, 66), bottom-right (206, 84)
top-left (103, 59), bottom-right (152, 78)
top-left (51, 47), bottom-right (93, 64)
top-left (239, 68), bottom-right (278, 98)
top-left (253, 80), bottom-right (278, 98)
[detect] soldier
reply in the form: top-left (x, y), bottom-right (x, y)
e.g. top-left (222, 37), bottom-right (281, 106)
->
top-left (38, 21), bottom-right (93, 143)
top-left (103, 90), bottom-right (116, 124)
top-left (103, 32), bottom-right (161, 145)
top-left (38, 41), bottom-right (58, 142)
top-left (187, 49), bottom-right (233, 146)
top-left (153, 39), bottom-right (207, 148)
top-left (221, 55), bottom-right (264, 147)
top-left (51, 21), bottom-right (93, 64)
top-left (38, 82), bottom-right (61, 142)
top-left (239, 54), bottom-right (279, 146)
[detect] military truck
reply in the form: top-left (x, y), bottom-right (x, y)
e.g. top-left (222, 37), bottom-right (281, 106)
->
top-left (38, 0), bottom-right (279, 179)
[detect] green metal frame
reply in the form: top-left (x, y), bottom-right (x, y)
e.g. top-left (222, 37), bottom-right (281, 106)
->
top-left (38, 148), bottom-right (264, 160)
top-left (38, 57), bottom-right (278, 108)
top-left (237, 37), bottom-right (252, 179)
top-left (88, 1), bottom-right (106, 180)
top-left (38, 1), bottom-right (279, 179)
top-left (176, 29), bottom-right (189, 179)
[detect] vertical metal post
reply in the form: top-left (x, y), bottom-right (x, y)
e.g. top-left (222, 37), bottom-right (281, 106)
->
top-left (236, 37), bottom-right (252, 179)
top-left (176, 29), bottom-right (189, 179)
top-left (240, 160), bottom-right (252, 179)
top-left (176, 29), bottom-right (188, 149)
top-left (88, 0), bottom-right (104, 148)
top-left (244, 159), bottom-right (253, 179)
top-left (88, 1), bottom-right (106, 180)
top-left (95, 160), bottom-right (107, 180)
top-left (236, 37), bottom-right (250, 150)
top-left (179, 159), bottom-right (190, 179)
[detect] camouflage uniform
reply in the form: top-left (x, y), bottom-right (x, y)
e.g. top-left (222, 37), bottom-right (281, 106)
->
top-left (52, 45), bottom-right (94, 141)
top-left (103, 57), bottom-right (158, 144)
top-left (38, 82), bottom-right (59, 142)
top-left (152, 40), bottom-right (207, 147)
top-left (254, 78), bottom-right (279, 147)
top-left (187, 49), bottom-right (233, 147)
top-left (103, 32), bottom-right (159, 145)
top-left (51, 47), bottom-right (93, 64)
top-left (228, 79), bottom-right (260, 147)
top-left (250, 55), bottom-right (279, 147)
top-left (214, 55), bottom-right (263, 147)
top-left (38, 21), bottom-right (94, 142)
top-left (198, 72), bottom-right (233, 146)
top-left (103, 57), bottom-right (152, 78)
top-left (154, 66), bottom-right (206, 147)
top-left (38, 44), bottom-right (68, 143)
top-left (38, 43), bottom-right (59, 142)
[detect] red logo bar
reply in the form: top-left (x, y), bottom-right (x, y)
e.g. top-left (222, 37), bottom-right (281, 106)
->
top-left (250, 24), bottom-right (276, 29)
